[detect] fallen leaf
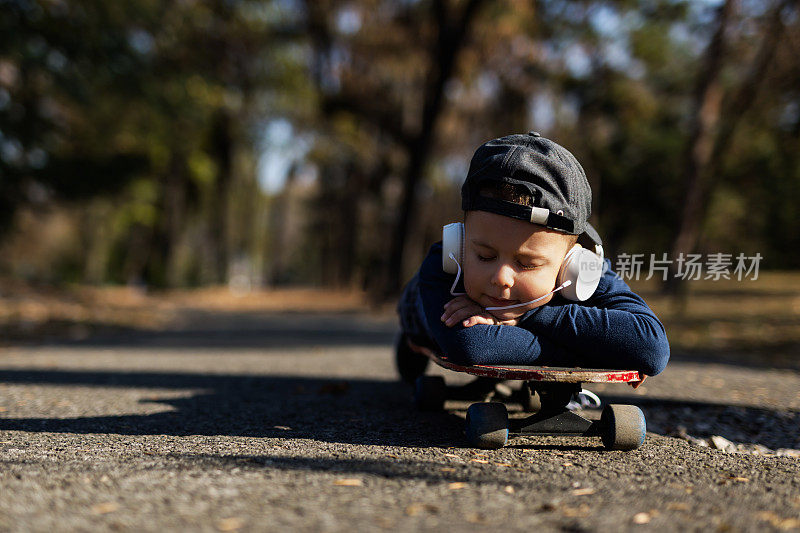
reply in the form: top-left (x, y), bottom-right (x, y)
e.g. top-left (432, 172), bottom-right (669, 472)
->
top-left (448, 482), bottom-right (467, 490)
top-left (710, 435), bottom-right (736, 452)
top-left (405, 503), bottom-right (439, 516)
top-left (504, 486), bottom-right (515, 494)
top-left (779, 518), bottom-right (800, 529)
top-left (470, 459), bottom-right (489, 464)
top-left (562, 462), bottom-right (574, 467)
top-left (757, 512), bottom-right (800, 530)
top-left (440, 467), bottom-right (455, 472)
top-left (562, 504), bottom-right (590, 517)
top-left (405, 504), bottom-right (422, 516)
top-left (732, 477), bottom-right (749, 483)
top-left (666, 502), bottom-right (690, 511)
top-left (443, 453), bottom-right (459, 458)
top-left (217, 517), bottom-right (244, 531)
top-left (386, 454), bottom-right (398, 458)
top-left (272, 426), bottom-right (292, 431)
top-left (633, 513), bottom-right (651, 524)
top-left (571, 488), bottom-right (596, 496)
top-left (333, 478), bottom-right (363, 487)
top-left (90, 502), bottom-right (119, 515)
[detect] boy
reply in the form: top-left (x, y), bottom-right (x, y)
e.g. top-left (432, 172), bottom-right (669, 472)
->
top-left (397, 132), bottom-right (670, 380)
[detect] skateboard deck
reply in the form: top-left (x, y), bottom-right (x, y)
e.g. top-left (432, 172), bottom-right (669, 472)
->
top-left (409, 341), bottom-right (641, 383)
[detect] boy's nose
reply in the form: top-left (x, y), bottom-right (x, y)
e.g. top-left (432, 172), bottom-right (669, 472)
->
top-left (490, 264), bottom-right (515, 289)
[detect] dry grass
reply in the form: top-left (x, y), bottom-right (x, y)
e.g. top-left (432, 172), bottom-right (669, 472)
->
top-left (164, 286), bottom-right (371, 313)
top-left (630, 272), bottom-right (800, 363)
top-left (0, 279), bottom-right (373, 342)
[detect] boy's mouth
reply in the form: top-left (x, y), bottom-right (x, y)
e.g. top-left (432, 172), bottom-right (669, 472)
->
top-left (486, 296), bottom-right (518, 307)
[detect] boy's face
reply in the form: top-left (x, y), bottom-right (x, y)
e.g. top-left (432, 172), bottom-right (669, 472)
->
top-left (463, 210), bottom-right (574, 321)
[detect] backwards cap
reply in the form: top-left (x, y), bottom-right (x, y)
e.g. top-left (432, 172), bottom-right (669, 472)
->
top-left (461, 132), bottom-right (600, 245)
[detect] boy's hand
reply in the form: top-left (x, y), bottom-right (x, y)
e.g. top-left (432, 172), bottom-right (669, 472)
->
top-left (629, 375), bottom-right (648, 389)
top-left (441, 296), bottom-right (518, 328)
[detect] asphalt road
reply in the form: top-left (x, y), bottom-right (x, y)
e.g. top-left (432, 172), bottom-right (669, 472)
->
top-left (1, 311), bottom-right (799, 532)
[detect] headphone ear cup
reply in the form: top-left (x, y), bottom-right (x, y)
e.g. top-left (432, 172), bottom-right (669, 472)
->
top-left (558, 246), bottom-right (604, 301)
top-left (442, 222), bottom-right (465, 274)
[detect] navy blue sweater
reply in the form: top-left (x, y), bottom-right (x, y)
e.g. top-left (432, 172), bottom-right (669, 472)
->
top-left (398, 242), bottom-right (670, 376)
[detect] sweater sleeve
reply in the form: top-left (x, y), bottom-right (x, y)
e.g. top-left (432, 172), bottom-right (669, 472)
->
top-left (519, 259), bottom-right (670, 375)
top-left (417, 242), bottom-right (567, 366)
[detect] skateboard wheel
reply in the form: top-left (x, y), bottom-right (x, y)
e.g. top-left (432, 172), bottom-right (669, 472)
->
top-left (395, 334), bottom-right (430, 384)
top-left (414, 376), bottom-right (446, 411)
top-left (465, 402), bottom-right (509, 450)
top-left (600, 404), bottom-right (646, 451)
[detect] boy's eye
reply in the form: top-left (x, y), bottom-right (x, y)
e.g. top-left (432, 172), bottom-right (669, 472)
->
top-left (518, 262), bottom-right (538, 270)
top-left (477, 255), bottom-right (495, 262)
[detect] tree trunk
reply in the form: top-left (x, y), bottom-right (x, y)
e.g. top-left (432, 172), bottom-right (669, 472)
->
top-left (384, 0), bottom-right (484, 297)
top-left (267, 163), bottom-right (298, 286)
top-left (208, 109), bottom-right (234, 284)
top-left (665, 0), bottom-right (736, 292)
top-left (164, 150), bottom-right (188, 287)
top-left (666, 0), bottom-right (791, 292)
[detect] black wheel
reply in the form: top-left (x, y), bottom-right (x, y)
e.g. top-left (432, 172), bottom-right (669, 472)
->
top-left (465, 402), bottom-right (509, 449)
top-left (414, 376), bottom-right (446, 411)
top-left (600, 404), bottom-right (646, 451)
top-left (520, 383), bottom-right (541, 413)
top-left (395, 333), bottom-right (429, 384)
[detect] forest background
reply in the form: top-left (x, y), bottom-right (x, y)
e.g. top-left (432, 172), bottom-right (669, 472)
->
top-left (1, 0), bottom-right (799, 302)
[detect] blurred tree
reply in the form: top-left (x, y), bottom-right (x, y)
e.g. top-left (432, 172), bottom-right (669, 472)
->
top-left (0, 0), bottom-right (151, 231)
top-left (667, 0), bottom-right (796, 291)
top-left (1, 0), bottom-right (308, 287)
top-left (3, 0), bottom-right (800, 293)
top-left (296, 0), bottom-right (486, 294)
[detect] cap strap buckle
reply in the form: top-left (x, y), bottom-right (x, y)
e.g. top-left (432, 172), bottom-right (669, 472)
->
top-left (529, 207), bottom-right (549, 225)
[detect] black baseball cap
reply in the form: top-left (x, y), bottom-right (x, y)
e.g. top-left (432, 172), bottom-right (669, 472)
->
top-left (461, 132), bottom-right (601, 246)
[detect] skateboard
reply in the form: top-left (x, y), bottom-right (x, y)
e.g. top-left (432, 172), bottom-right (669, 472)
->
top-left (395, 334), bottom-right (647, 451)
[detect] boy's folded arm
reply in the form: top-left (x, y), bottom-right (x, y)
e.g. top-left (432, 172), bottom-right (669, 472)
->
top-left (519, 267), bottom-right (670, 376)
top-left (417, 243), bottom-right (566, 366)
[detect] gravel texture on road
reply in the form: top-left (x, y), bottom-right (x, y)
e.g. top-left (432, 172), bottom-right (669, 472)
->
top-left (1, 312), bottom-right (799, 532)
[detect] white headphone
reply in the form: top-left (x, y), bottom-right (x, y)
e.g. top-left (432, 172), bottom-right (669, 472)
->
top-left (442, 222), bottom-right (604, 303)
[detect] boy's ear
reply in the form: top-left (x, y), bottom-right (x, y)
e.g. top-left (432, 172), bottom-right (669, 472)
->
top-left (565, 234), bottom-right (580, 256)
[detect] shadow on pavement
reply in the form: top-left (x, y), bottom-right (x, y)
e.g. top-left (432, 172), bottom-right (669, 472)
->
top-left (1, 369), bottom-right (797, 451)
top-left (162, 453), bottom-right (527, 487)
top-left (0, 370), bottom-right (463, 447)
